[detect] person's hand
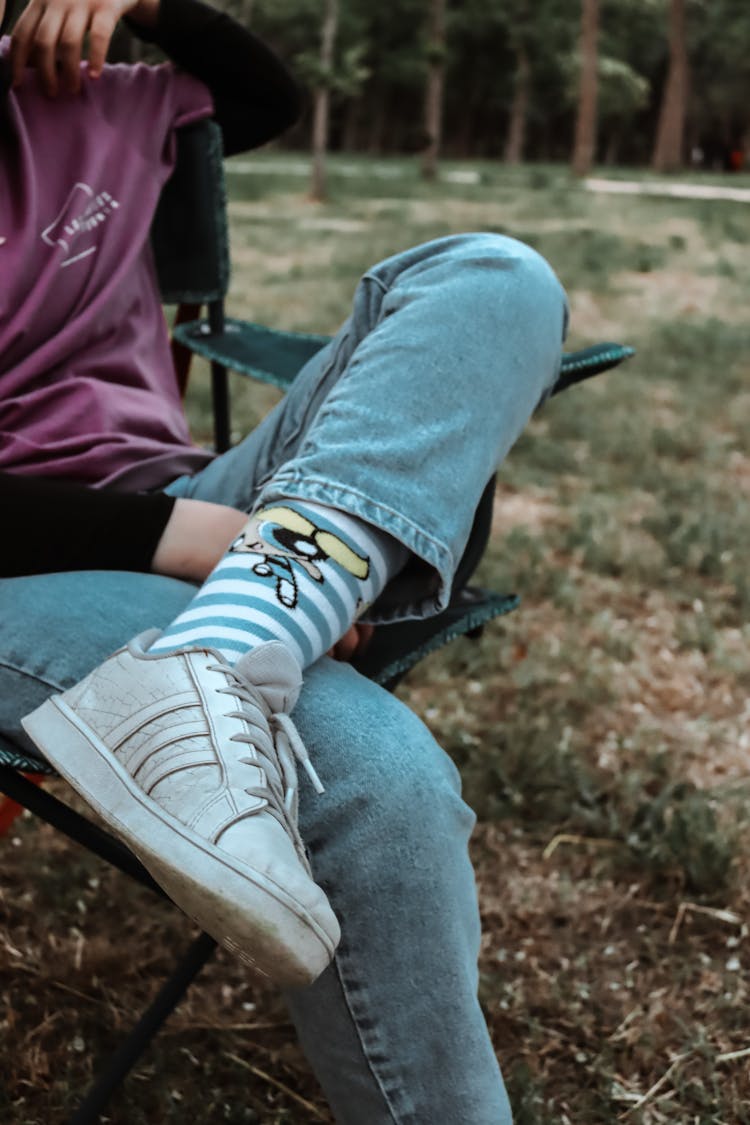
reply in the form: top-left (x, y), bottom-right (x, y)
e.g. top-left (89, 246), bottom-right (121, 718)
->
top-left (328, 623), bottom-right (374, 663)
top-left (11, 0), bottom-right (158, 96)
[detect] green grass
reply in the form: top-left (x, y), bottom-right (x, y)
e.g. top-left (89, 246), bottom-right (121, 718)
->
top-left (4, 155), bottom-right (750, 1123)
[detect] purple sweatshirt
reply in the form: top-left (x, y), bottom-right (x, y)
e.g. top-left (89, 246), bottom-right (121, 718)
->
top-left (0, 38), bottom-right (215, 489)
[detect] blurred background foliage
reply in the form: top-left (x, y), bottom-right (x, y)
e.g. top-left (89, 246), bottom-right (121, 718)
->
top-left (204, 0), bottom-right (750, 174)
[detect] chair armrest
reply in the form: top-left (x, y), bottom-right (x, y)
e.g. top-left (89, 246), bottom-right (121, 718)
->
top-left (173, 317), bottom-right (330, 393)
top-left (553, 342), bottom-right (635, 396)
top-left (0, 738), bottom-right (53, 774)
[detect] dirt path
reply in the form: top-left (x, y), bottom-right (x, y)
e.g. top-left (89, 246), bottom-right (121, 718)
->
top-left (584, 176), bottom-right (750, 203)
top-left (227, 158), bottom-right (750, 203)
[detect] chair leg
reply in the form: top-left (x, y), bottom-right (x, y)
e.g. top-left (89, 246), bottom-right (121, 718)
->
top-left (0, 769), bottom-right (219, 1120)
top-left (211, 359), bottom-right (231, 453)
top-left (67, 931), bottom-right (218, 1125)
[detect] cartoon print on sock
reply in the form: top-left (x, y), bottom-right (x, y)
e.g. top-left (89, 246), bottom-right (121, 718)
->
top-left (230, 506), bottom-right (370, 610)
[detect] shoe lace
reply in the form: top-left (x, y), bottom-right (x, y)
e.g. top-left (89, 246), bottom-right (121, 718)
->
top-left (210, 663), bottom-right (324, 859)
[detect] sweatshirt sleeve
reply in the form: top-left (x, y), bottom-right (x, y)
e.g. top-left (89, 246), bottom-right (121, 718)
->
top-left (0, 472), bottom-right (176, 578)
top-left (127, 0), bottom-right (303, 156)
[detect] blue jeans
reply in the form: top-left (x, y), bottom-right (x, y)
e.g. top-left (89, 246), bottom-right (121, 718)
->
top-left (0, 234), bottom-right (567, 1123)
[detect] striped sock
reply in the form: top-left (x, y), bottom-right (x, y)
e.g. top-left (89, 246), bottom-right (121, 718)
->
top-left (148, 500), bottom-right (408, 667)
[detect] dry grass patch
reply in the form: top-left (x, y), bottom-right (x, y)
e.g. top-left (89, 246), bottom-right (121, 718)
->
top-left (4, 158), bottom-right (750, 1123)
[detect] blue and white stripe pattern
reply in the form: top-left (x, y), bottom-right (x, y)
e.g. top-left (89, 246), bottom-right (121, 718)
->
top-left (149, 500), bottom-right (407, 667)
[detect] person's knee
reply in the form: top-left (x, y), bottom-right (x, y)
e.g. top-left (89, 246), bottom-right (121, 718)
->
top-left (385, 232), bottom-right (567, 350)
top-left (295, 660), bottom-right (476, 877)
top-left (353, 702), bottom-right (473, 847)
top-left (443, 231), bottom-right (565, 310)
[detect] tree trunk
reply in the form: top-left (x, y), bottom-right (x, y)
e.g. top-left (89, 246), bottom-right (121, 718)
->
top-left (571, 0), bottom-right (599, 177)
top-left (310, 0), bottom-right (339, 202)
top-left (504, 43), bottom-right (530, 164)
top-left (652, 0), bottom-right (688, 172)
top-left (421, 0), bottom-right (447, 181)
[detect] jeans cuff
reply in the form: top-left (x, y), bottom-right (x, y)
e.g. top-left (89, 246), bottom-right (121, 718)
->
top-left (254, 473), bottom-right (456, 624)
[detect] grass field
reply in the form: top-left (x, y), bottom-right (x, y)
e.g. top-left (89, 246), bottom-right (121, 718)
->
top-left (2, 156), bottom-right (750, 1123)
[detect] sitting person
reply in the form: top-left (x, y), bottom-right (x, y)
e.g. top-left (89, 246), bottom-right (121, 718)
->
top-left (1, 0), bottom-right (569, 1119)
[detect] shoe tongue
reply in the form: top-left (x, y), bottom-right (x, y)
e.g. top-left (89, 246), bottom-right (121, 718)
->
top-left (234, 642), bottom-right (303, 715)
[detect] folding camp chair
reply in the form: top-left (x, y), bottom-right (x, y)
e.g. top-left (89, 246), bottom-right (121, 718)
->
top-left (0, 119), bottom-right (633, 1123)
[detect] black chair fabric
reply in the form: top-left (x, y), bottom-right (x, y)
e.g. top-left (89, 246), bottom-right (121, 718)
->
top-left (150, 120), bottom-right (230, 305)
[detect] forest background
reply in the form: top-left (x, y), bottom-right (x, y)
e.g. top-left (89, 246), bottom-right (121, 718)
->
top-left (132, 0), bottom-right (750, 189)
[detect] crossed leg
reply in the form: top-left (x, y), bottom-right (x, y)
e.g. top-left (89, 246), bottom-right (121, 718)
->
top-left (0, 570), bottom-right (511, 1123)
top-left (3, 232), bottom-right (567, 1122)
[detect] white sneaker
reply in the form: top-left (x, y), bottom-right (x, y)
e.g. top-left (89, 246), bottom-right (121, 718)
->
top-left (22, 631), bottom-right (340, 988)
